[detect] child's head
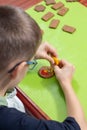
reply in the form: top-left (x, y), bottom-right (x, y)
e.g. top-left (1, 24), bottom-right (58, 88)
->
top-left (0, 5), bottom-right (42, 92)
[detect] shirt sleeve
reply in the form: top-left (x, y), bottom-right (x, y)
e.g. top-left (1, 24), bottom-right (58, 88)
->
top-left (0, 107), bottom-right (81, 130)
top-left (19, 113), bottom-right (81, 130)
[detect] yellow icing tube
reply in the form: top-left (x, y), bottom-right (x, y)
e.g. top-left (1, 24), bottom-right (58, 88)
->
top-left (52, 56), bottom-right (60, 65)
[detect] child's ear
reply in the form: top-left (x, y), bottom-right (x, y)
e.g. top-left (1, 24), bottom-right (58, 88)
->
top-left (10, 67), bottom-right (18, 79)
top-left (10, 62), bottom-right (26, 79)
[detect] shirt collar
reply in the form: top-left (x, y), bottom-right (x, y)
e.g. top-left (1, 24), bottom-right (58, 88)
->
top-left (0, 88), bottom-right (17, 106)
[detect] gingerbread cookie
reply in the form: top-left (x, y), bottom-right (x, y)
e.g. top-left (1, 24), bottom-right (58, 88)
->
top-left (34, 4), bottom-right (46, 12)
top-left (45, 0), bottom-right (56, 5)
top-left (62, 25), bottom-right (76, 33)
top-left (51, 1), bottom-right (64, 10)
top-left (38, 66), bottom-right (54, 78)
top-left (66, 0), bottom-right (78, 2)
top-left (42, 12), bottom-right (54, 21)
top-left (49, 19), bottom-right (60, 29)
top-left (57, 7), bottom-right (69, 16)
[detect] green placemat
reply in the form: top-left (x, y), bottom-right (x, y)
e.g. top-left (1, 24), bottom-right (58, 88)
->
top-left (19, 0), bottom-right (87, 121)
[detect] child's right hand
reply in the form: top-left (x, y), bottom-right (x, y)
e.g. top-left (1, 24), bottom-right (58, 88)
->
top-left (53, 60), bottom-right (75, 89)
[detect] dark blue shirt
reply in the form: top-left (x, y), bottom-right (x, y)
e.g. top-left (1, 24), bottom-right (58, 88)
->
top-left (0, 106), bottom-right (80, 130)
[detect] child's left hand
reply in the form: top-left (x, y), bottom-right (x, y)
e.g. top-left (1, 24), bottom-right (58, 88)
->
top-left (35, 42), bottom-right (58, 64)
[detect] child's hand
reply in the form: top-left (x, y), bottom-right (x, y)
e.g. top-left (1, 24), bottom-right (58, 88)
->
top-left (53, 60), bottom-right (75, 88)
top-left (35, 42), bottom-right (58, 64)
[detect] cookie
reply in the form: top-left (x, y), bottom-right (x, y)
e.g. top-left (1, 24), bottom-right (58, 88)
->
top-left (66, 0), bottom-right (78, 2)
top-left (45, 0), bottom-right (56, 5)
top-left (57, 7), bottom-right (69, 16)
top-left (42, 12), bottom-right (54, 21)
top-left (34, 4), bottom-right (46, 12)
top-left (62, 25), bottom-right (76, 33)
top-left (49, 19), bottom-right (60, 29)
top-left (38, 66), bottom-right (54, 78)
top-left (51, 1), bottom-right (64, 10)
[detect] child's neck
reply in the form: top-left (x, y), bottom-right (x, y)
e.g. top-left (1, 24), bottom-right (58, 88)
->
top-left (0, 89), bottom-right (7, 96)
top-left (0, 76), bottom-right (12, 96)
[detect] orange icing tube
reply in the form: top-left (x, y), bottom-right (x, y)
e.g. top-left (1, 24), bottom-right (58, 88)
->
top-left (52, 56), bottom-right (60, 65)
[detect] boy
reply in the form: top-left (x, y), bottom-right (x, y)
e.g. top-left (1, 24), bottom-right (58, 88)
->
top-left (0, 5), bottom-right (87, 130)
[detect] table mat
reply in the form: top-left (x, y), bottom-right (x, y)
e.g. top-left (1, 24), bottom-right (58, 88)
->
top-left (19, 0), bottom-right (87, 121)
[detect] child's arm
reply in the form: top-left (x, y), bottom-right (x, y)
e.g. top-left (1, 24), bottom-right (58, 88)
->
top-left (53, 60), bottom-right (87, 130)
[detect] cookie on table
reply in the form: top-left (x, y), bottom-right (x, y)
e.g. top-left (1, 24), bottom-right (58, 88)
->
top-left (51, 1), bottom-right (64, 10)
top-left (42, 12), bottom-right (54, 21)
top-left (38, 66), bottom-right (54, 78)
top-left (66, 0), bottom-right (78, 2)
top-left (62, 25), bottom-right (76, 33)
top-left (34, 4), bottom-right (46, 12)
top-left (45, 0), bottom-right (56, 5)
top-left (57, 7), bottom-right (69, 16)
top-left (49, 19), bottom-right (60, 29)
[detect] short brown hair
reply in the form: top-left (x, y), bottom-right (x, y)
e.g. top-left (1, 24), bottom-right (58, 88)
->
top-left (0, 5), bottom-right (42, 71)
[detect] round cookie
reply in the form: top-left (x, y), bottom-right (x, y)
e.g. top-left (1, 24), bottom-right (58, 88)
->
top-left (34, 5), bottom-right (46, 12)
top-left (38, 66), bottom-right (54, 78)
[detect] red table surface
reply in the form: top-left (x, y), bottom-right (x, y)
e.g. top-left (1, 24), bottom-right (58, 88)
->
top-left (0, 0), bottom-right (87, 9)
top-left (0, 0), bottom-right (42, 10)
top-left (79, 0), bottom-right (87, 6)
